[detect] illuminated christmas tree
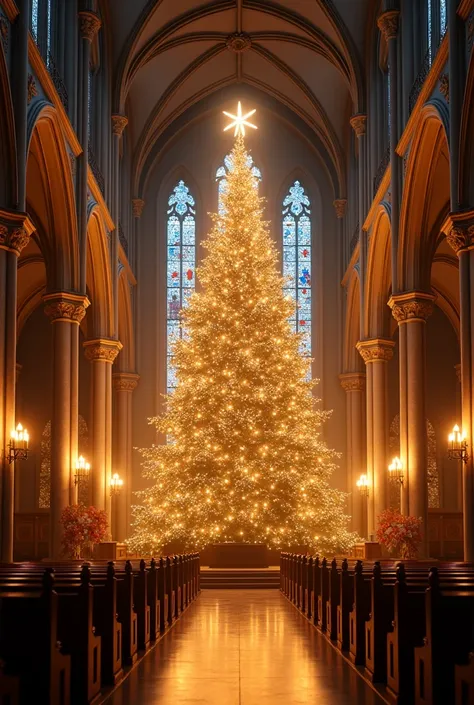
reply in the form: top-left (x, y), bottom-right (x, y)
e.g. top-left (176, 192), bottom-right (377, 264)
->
top-left (130, 119), bottom-right (356, 556)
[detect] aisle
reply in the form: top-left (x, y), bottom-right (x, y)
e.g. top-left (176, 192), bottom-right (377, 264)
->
top-left (105, 590), bottom-right (385, 705)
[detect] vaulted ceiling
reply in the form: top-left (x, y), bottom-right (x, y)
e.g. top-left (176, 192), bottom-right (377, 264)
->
top-left (107, 0), bottom-right (371, 194)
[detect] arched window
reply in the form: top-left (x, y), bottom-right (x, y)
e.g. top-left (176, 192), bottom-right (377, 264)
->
top-left (166, 181), bottom-right (196, 394)
top-left (40, 416), bottom-right (89, 508)
top-left (216, 152), bottom-right (261, 215)
top-left (282, 181), bottom-right (312, 360)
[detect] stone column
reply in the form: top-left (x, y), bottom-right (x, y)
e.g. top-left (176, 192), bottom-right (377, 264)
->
top-left (389, 292), bottom-right (435, 556)
top-left (339, 373), bottom-right (366, 535)
top-left (132, 198), bottom-right (145, 269)
top-left (44, 293), bottom-right (89, 559)
top-left (446, 217), bottom-right (474, 559)
top-left (111, 115), bottom-right (128, 335)
top-left (77, 11), bottom-right (101, 292)
top-left (84, 339), bottom-right (122, 519)
top-left (357, 339), bottom-right (395, 538)
top-left (112, 373), bottom-right (139, 541)
top-left (0, 213), bottom-right (29, 561)
top-left (350, 115), bottom-right (367, 339)
top-left (378, 9), bottom-right (400, 291)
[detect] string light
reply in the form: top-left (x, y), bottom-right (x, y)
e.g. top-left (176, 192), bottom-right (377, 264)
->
top-left (128, 133), bottom-right (356, 557)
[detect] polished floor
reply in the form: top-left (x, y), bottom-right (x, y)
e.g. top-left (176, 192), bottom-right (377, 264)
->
top-left (106, 590), bottom-right (385, 705)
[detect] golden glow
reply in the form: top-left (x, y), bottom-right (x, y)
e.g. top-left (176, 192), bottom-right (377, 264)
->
top-left (223, 101), bottom-right (257, 137)
top-left (129, 134), bottom-right (356, 557)
top-left (10, 423), bottom-right (29, 449)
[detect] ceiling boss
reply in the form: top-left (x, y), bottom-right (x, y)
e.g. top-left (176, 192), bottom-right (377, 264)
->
top-left (223, 101), bottom-right (257, 137)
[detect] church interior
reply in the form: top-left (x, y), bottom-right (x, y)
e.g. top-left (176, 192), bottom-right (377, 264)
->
top-left (1, 0), bottom-right (474, 703)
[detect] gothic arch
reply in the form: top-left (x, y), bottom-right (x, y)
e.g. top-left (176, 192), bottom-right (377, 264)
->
top-left (364, 206), bottom-right (392, 339)
top-left (398, 103), bottom-right (450, 292)
top-left (26, 104), bottom-right (80, 292)
top-left (117, 271), bottom-right (135, 372)
top-left (86, 207), bottom-right (114, 339)
top-left (460, 48), bottom-right (474, 205)
top-left (0, 35), bottom-right (16, 208)
top-left (343, 271), bottom-right (363, 372)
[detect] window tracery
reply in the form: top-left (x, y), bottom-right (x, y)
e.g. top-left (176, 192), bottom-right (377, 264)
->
top-left (282, 180), bottom-right (312, 361)
top-left (166, 181), bottom-right (196, 394)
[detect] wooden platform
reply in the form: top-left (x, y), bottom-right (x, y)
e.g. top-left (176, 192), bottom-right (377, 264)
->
top-left (200, 567), bottom-right (280, 589)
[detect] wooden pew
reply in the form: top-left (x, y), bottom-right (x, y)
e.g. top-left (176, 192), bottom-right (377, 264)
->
top-left (327, 558), bottom-right (339, 641)
top-left (305, 556), bottom-right (314, 620)
top-left (134, 560), bottom-right (151, 653)
top-left (0, 570), bottom-right (71, 705)
top-left (337, 558), bottom-right (352, 651)
top-left (317, 558), bottom-right (329, 633)
top-left (349, 560), bottom-right (371, 665)
top-left (455, 652), bottom-right (474, 705)
top-left (365, 562), bottom-right (395, 684)
top-left (414, 568), bottom-right (474, 705)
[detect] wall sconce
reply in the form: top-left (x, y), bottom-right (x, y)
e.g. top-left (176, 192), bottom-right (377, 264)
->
top-left (110, 472), bottom-right (123, 496)
top-left (356, 474), bottom-right (369, 498)
top-left (448, 424), bottom-right (469, 463)
top-left (74, 456), bottom-right (90, 486)
top-left (7, 423), bottom-right (29, 464)
top-left (388, 457), bottom-right (404, 484)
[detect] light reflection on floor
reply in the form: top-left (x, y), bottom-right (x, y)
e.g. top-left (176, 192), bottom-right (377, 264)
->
top-left (105, 590), bottom-right (385, 704)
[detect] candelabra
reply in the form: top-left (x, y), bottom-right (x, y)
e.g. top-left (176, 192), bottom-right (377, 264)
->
top-left (7, 423), bottom-right (29, 464)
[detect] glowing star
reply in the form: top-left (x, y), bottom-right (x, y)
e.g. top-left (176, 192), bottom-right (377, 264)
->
top-left (223, 101), bottom-right (257, 137)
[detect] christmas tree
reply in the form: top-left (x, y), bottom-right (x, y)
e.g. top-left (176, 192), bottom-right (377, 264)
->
top-left (129, 132), bottom-right (356, 556)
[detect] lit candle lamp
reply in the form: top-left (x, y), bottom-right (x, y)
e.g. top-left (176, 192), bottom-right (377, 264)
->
top-left (448, 424), bottom-right (469, 462)
top-left (388, 456), bottom-right (404, 484)
top-left (356, 473), bottom-right (369, 497)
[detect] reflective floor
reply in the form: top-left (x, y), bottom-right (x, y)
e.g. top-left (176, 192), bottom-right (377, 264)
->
top-left (106, 590), bottom-right (385, 704)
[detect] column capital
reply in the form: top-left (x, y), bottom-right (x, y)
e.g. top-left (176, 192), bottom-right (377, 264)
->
top-left (132, 198), bottom-right (145, 218)
top-left (339, 372), bottom-right (366, 392)
top-left (377, 10), bottom-right (400, 42)
top-left (84, 338), bottom-right (123, 363)
top-left (43, 292), bottom-right (90, 324)
top-left (388, 291), bottom-right (436, 323)
top-left (445, 211), bottom-right (474, 255)
top-left (356, 338), bottom-right (395, 363)
top-left (111, 114), bottom-right (128, 137)
top-left (113, 372), bottom-right (140, 392)
top-left (78, 11), bottom-right (101, 42)
top-left (0, 209), bottom-right (30, 255)
top-left (333, 199), bottom-right (347, 219)
top-left (350, 114), bottom-right (367, 138)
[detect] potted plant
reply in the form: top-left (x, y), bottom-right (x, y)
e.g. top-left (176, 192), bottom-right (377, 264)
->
top-left (61, 504), bottom-right (109, 559)
top-left (376, 509), bottom-right (423, 559)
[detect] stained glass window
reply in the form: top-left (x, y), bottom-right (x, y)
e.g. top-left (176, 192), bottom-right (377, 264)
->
top-left (428, 0), bottom-right (448, 64)
top-left (166, 181), bottom-right (196, 394)
top-left (216, 152), bottom-right (261, 215)
top-left (282, 181), bottom-right (312, 361)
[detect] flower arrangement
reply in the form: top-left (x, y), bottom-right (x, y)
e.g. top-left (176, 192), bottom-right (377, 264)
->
top-left (61, 504), bottom-right (109, 559)
top-left (376, 509), bottom-right (423, 559)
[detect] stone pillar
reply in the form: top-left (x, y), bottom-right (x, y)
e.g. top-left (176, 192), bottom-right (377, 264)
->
top-left (389, 292), bottom-right (435, 556)
top-left (446, 217), bottom-right (474, 559)
top-left (84, 339), bottom-right (122, 519)
top-left (378, 9), bottom-right (400, 291)
top-left (339, 373), bottom-right (366, 536)
top-left (77, 11), bottom-right (101, 293)
top-left (350, 114), bottom-right (367, 339)
top-left (111, 115), bottom-right (128, 334)
top-left (357, 339), bottom-right (395, 538)
top-left (112, 373), bottom-right (139, 541)
top-left (0, 213), bottom-right (29, 561)
top-left (44, 293), bottom-right (89, 559)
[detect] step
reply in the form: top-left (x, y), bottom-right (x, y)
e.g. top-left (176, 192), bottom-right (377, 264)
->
top-left (200, 568), bottom-right (281, 589)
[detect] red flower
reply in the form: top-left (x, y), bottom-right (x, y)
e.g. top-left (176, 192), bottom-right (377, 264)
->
top-left (376, 509), bottom-right (422, 559)
top-left (61, 504), bottom-right (109, 559)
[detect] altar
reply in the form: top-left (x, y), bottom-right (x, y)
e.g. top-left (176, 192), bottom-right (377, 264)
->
top-left (208, 543), bottom-right (269, 568)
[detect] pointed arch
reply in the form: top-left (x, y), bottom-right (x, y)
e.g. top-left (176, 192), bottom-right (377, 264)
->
top-left (117, 270), bottom-right (135, 372)
top-left (343, 271), bottom-right (363, 372)
top-left (26, 103), bottom-right (80, 291)
top-left (86, 206), bottom-right (114, 339)
top-left (0, 36), bottom-right (17, 208)
top-left (398, 102), bottom-right (450, 292)
top-left (364, 206), bottom-right (392, 339)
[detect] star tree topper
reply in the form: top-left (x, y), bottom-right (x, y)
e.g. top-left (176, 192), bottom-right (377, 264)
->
top-left (223, 101), bottom-right (257, 137)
